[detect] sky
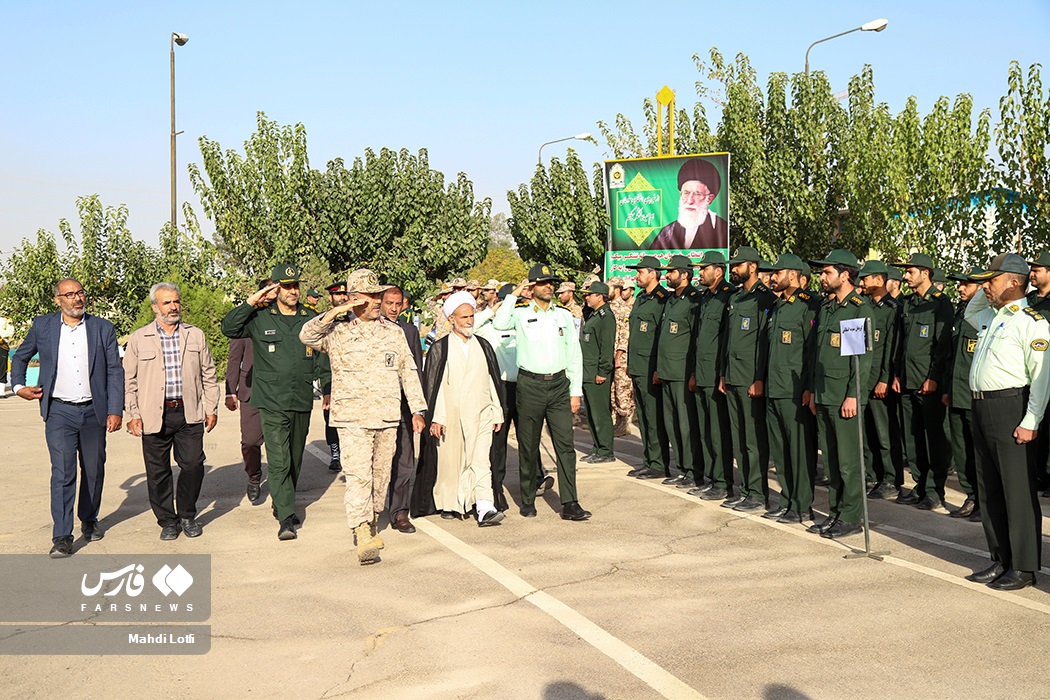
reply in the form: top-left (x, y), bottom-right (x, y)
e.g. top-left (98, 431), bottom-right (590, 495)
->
top-left (1, 0), bottom-right (1047, 256)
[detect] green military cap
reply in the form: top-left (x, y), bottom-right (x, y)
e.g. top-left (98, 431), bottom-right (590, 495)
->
top-left (581, 281), bottom-right (610, 296)
top-left (887, 266), bottom-right (903, 282)
top-left (970, 253), bottom-right (1030, 280)
top-left (770, 253), bottom-right (806, 273)
top-left (496, 283), bottom-right (515, 301)
top-left (696, 250), bottom-right (728, 266)
top-left (527, 263), bottom-right (558, 283)
top-left (757, 259), bottom-right (774, 272)
top-left (857, 260), bottom-right (890, 278)
top-left (947, 266), bottom-right (987, 282)
top-left (305, 288), bottom-right (321, 298)
top-left (663, 254), bottom-right (695, 270)
top-left (346, 268), bottom-right (392, 294)
top-left (809, 249), bottom-right (860, 268)
top-left (932, 268), bottom-right (946, 284)
top-left (893, 252), bottom-right (936, 270)
top-left (626, 255), bottom-right (662, 270)
top-left (271, 263), bottom-right (300, 283)
top-left (1028, 252), bottom-right (1050, 268)
top-left (726, 246), bottom-right (762, 264)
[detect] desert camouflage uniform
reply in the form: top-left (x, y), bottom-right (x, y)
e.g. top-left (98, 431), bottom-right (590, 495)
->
top-left (609, 296), bottom-right (635, 435)
top-left (299, 314), bottom-right (426, 527)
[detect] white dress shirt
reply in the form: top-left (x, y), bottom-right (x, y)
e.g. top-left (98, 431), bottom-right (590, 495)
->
top-left (52, 319), bottom-right (93, 402)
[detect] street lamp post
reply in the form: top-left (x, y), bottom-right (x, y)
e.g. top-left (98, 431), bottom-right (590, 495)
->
top-left (170, 32), bottom-right (189, 232)
top-left (537, 133), bottom-right (592, 166)
top-left (804, 18), bottom-right (887, 75)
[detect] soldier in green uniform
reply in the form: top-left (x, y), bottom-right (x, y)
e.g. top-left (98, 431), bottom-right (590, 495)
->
top-left (690, 251), bottom-right (736, 501)
top-left (857, 260), bottom-right (903, 499)
top-left (221, 263), bottom-right (320, 540)
top-left (493, 264), bottom-right (590, 521)
top-left (657, 255), bottom-right (701, 488)
top-left (944, 267), bottom-right (985, 520)
top-left (721, 246), bottom-right (777, 511)
top-left (625, 256), bottom-right (671, 480)
top-left (764, 254), bottom-right (820, 522)
top-left (1025, 251), bottom-right (1050, 496)
top-left (303, 288), bottom-right (322, 313)
top-left (580, 281), bottom-right (616, 464)
top-left (805, 250), bottom-right (873, 539)
top-left (891, 253), bottom-right (954, 511)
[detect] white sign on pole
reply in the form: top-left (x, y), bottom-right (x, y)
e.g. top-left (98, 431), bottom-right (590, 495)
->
top-left (839, 318), bottom-right (868, 356)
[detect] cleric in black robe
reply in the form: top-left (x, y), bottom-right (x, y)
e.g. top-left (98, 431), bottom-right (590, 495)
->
top-left (650, 157), bottom-right (728, 250)
top-left (410, 332), bottom-right (508, 517)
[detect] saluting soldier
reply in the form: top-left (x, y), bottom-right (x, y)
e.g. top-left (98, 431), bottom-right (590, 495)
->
top-left (944, 267), bottom-right (985, 520)
top-left (221, 263), bottom-right (322, 540)
top-left (892, 253), bottom-right (954, 512)
top-left (625, 256), bottom-right (672, 480)
top-left (964, 254), bottom-right (1050, 590)
top-left (721, 246), bottom-right (777, 511)
top-left (764, 254), bottom-right (820, 522)
top-left (691, 251), bottom-right (736, 501)
top-left (1025, 251), bottom-right (1050, 496)
top-left (857, 260), bottom-right (903, 499)
top-left (657, 255), bottom-right (701, 489)
top-left (805, 250), bottom-right (874, 539)
top-left (493, 264), bottom-right (591, 521)
top-left (579, 281), bottom-right (617, 463)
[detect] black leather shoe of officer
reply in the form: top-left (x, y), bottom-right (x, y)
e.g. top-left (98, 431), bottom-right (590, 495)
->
top-left (733, 496), bottom-right (766, 513)
top-left (180, 518), bottom-right (202, 538)
top-left (777, 509), bottom-right (814, 524)
top-left (635, 467), bottom-right (664, 480)
top-left (440, 511), bottom-right (457, 520)
top-left (951, 498), bottom-right (976, 518)
top-left (675, 477), bottom-right (696, 489)
top-left (988, 569), bottom-right (1036, 591)
top-left (580, 452), bottom-right (596, 463)
top-left (814, 474), bottom-right (830, 487)
top-left (392, 512), bottom-right (416, 533)
top-left (277, 517), bottom-right (297, 540)
top-left (160, 523), bottom-right (181, 541)
top-left (627, 466), bottom-right (647, 477)
top-left (896, 489), bottom-right (920, 505)
top-left (965, 562), bottom-right (1005, 584)
top-left (806, 516), bottom-right (836, 534)
top-left (700, 487), bottom-right (728, 500)
top-left (560, 501), bottom-right (592, 521)
top-left (49, 536), bottom-right (74, 559)
top-left (247, 479), bottom-right (262, 505)
top-left (915, 495), bottom-right (947, 512)
top-left (536, 474), bottom-right (555, 495)
top-left (478, 510), bottom-right (506, 527)
top-left (81, 521), bottom-right (104, 542)
top-left (519, 504), bottom-right (537, 518)
top-left (589, 455), bottom-right (615, 464)
top-left (662, 474), bottom-right (685, 485)
top-left (821, 521), bottom-right (862, 539)
top-left (721, 494), bottom-right (746, 508)
top-left (762, 506), bottom-right (789, 520)
top-left (867, 483), bottom-right (899, 500)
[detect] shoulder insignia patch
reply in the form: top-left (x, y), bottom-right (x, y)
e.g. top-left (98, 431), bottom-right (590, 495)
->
top-left (515, 299), bottom-right (530, 308)
top-left (1023, 307), bottom-right (1044, 321)
top-left (721, 284), bottom-right (731, 292)
top-left (653, 286), bottom-right (669, 299)
top-left (798, 291), bottom-right (811, 300)
top-left (849, 295), bottom-right (864, 306)
top-left (933, 291), bottom-right (943, 298)
top-left (598, 307), bottom-right (607, 317)
top-left (1032, 339), bottom-right (1049, 352)
top-left (1009, 304), bottom-right (1021, 313)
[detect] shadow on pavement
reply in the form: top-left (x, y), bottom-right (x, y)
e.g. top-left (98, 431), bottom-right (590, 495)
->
top-left (543, 681), bottom-right (607, 699)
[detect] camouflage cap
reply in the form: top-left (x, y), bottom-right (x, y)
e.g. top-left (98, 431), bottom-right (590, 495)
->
top-left (556, 281), bottom-right (577, 294)
top-left (606, 276), bottom-right (625, 288)
top-left (580, 274), bottom-right (600, 289)
top-left (466, 279), bottom-right (481, 291)
top-left (346, 268), bottom-right (392, 294)
top-left (450, 277), bottom-right (468, 289)
top-left (620, 275), bottom-right (635, 287)
top-left (271, 263), bottom-right (300, 283)
top-left (482, 278), bottom-right (500, 290)
top-left (431, 282), bottom-right (453, 300)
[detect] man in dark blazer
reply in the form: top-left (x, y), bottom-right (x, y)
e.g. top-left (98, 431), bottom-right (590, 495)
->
top-left (11, 278), bottom-right (123, 558)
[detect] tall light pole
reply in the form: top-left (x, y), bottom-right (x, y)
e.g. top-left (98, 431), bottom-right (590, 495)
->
top-left (538, 133), bottom-right (592, 166)
top-left (804, 18), bottom-right (887, 75)
top-left (170, 32), bottom-right (189, 232)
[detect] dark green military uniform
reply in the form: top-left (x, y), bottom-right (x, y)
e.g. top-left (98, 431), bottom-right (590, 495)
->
top-left (945, 274), bottom-right (983, 506)
top-left (580, 289), bottom-right (616, 459)
top-left (657, 256), bottom-right (700, 483)
top-left (765, 266), bottom-right (820, 516)
top-left (626, 257), bottom-right (671, 476)
top-left (723, 253), bottom-right (776, 504)
top-left (221, 265), bottom-right (319, 525)
top-left (694, 258), bottom-right (735, 496)
top-left (893, 254), bottom-right (954, 504)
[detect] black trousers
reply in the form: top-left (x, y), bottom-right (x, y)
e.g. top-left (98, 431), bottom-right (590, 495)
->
top-left (141, 406), bottom-right (205, 527)
top-left (388, 401), bottom-right (416, 517)
top-left (490, 381), bottom-right (518, 507)
top-left (323, 407), bottom-right (339, 448)
top-left (239, 399), bottom-right (264, 481)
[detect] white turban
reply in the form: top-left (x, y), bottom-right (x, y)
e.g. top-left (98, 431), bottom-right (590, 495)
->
top-left (443, 290), bottom-right (476, 318)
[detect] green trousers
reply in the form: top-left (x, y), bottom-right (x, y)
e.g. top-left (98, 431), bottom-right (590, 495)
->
top-left (516, 373), bottom-right (577, 506)
top-left (582, 381), bottom-right (614, 458)
top-left (902, 390), bottom-right (949, 500)
top-left (816, 403), bottom-right (864, 524)
top-left (864, 396), bottom-right (899, 486)
top-left (768, 397), bottom-right (817, 512)
top-left (949, 407), bottom-right (978, 499)
top-left (258, 408), bottom-right (311, 521)
top-left (631, 375), bottom-right (670, 475)
top-left (726, 384), bottom-right (769, 500)
top-left (695, 385), bottom-right (733, 490)
top-left (661, 379), bottom-right (698, 479)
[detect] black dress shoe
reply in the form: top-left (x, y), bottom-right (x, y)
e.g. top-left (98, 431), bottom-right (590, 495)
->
top-left (49, 536), bottom-right (74, 559)
top-left (965, 562), bottom-right (1005, 584)
top-left (762, 506), bottom-right (789, 520)
top-left (733, 496), bottom-right (767, 513)
top-left (277, 517), bottom-right (297, 540)
top-left (440, 511), bottom-right (457, 520)
top-left (721, 494), bottom-right (746, 508)
top-left (635, 467), bottom-right (664, 479)
top-left (777, 509), bottom-right (814, 524)
top-left (950, 498), bottom-right (976, 518)
top-left (662, 474), bottom-right (685, 485)
top-left (561, 501), bottom-right (592, 521)
top-left (700, 487), bottom-right (728, 500)
top-left (246, 479), bottom-right (262, 505)
top-left (180, 518), bottom-right (203, 538)
top-left (291, 514), bottom-right (302, 527)
top-left (479, 510), bottom-right (506, 527)
top-left (867, 483), bottom-right (899, 500)
top-left (675, 477), bottom-right (697, 489)
top-left (896, 489), bottom-right (920, 505)
top-left (589, 455), bottom-right (615, 464)
top-left (626, 467), bottom-right (646, 477)
top-left (81, 521), bottom-right (104, 542)
top-left (520, 504), bottom-right (537, 518)
top-left (806, 516), bottom-right (836, 534)
top-left (392, 512), bottom-right (416, 533)
top-left (988, 569), bottom-right (1036, 591)
top-left (580, 453), bottom-right (597, 463)
top-left (821, 521), bottom-right (862, 539)
top-left (160, 523), bottom-right (181, 541)
top-left (536, 474), bottom-right (555, 495)
top-left (916, 495), bottom-right (948, 512)
top-left (814, 474), bottom-right (830, 487)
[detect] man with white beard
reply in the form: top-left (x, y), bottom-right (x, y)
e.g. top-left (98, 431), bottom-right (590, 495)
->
top-left (413, 291), bottom-right (507, 526)
top-left (651, 158), bottom-right (728, 251)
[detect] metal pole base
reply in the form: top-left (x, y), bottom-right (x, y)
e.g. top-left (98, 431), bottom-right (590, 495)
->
top-left (845, 548), bottom-right (891, 561)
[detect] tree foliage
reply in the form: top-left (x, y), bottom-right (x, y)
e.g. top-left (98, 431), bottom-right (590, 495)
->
top-left (466, 247), bottom-right (529, 288)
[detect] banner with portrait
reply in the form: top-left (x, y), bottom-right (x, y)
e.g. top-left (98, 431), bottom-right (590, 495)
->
top-left (603, 153), bottom-right (730, 281)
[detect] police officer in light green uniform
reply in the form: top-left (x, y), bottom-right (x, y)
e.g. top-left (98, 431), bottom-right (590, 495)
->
top-left (221, 263), bottom-right (321, 539)
top-left (656, 255), bottom-right (701, 488)
top-left (579, 281), bottom-right (616, 463)
top-left (765, 254), bottom-right (820, 522)
top-left (805, 250), bottom-right (873, 539)
top-left (722, 246), bottom-right (777, 511)
top-left (1025, 251), bottom-right (1050, 495)
top-left (857, 260), bottom-right (903, 499)
top-left (625, 256), bottom-right (671, 479)
top-left (691, 251), bottom-right (736, 501)
top-left (493, 264), bottom-right (591, 521)
top-left (892, 253), bottom-right (954, 510)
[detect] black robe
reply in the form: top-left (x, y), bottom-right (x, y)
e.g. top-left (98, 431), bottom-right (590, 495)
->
top-left (410, 333), bottom-right (509, 516)
top-left (650, 214), bottom-right (728, 250)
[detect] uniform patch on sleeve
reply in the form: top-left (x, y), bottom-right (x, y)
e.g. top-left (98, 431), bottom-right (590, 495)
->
top-left (385, 352), bottom-right (397, 367)
top-left (1032, 339), bottom-right (1049, 352)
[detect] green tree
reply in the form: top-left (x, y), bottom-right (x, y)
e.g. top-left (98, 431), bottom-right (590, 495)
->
top-left (467, 247), bottom-right (528, 288)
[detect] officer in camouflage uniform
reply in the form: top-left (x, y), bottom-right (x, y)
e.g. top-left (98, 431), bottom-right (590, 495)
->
top-left (607, 277), bottom-right (635, 437)
top-left (299, 269), bottom-right (427, 564)
top-left (580, 281), bottom-right (616, 463)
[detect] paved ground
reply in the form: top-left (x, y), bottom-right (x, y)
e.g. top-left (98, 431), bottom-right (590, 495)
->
top-left (1, 393), bottom-right (1049, 699)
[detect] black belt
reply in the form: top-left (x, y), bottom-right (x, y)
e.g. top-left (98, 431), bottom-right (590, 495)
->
top-left (164, 398), bottom-right (184, 408)
top-left (519, 369), bottom-right (565, 381)
top-left (53, 398), bottom-right (91, 407)
top-left (972, 387), bottom-right (1027, 400)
